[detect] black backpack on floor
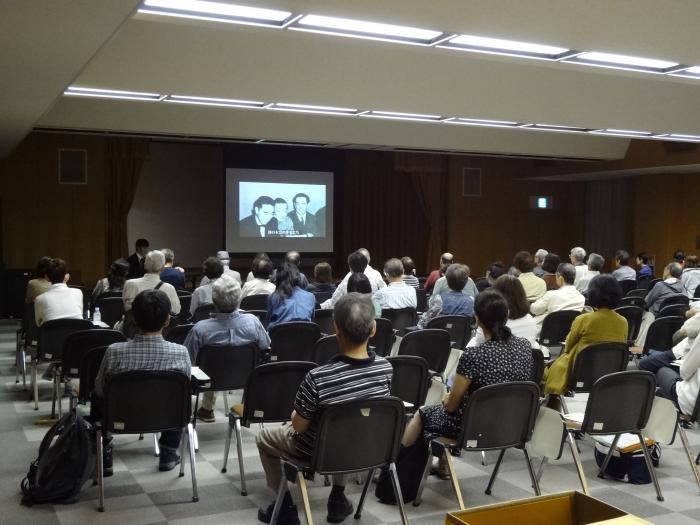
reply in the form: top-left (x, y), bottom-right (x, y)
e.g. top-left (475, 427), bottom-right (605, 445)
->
top-left (21, 410), bottom-right (96, 505)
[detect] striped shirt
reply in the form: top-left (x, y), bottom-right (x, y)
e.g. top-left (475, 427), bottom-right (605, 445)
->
top-left (293, 352), bottom-right (393, 457)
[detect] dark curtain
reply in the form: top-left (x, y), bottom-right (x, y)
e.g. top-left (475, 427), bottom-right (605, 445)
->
top-left (584, 179), bottom-right (633, 262)
top-left (105, 138), bottom-right (149, 264)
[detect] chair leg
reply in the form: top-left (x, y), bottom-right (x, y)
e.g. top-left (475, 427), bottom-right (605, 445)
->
top-left (481, 450), bottom-right (488, 466)
top-left (444, 449), bottom-right (465, 510)
top-left (485, 448), bottom-right (506, 495)
top-left (32, 359), bottom-right (38, 410)
top-left (139, 433), bottom-right (144, 440)
top-left (354, 468), bottom-right (374, 519)
top-left (678, 422), bottom-right (700, 491)
top-left (597, 434), bottom-right (620, 478)
top-left (567, 432), bottom-right (589, 495)
top-left (51, 374), bottom-right (58, 418)
top-left (413, 448), bottom-right (434, 506)
top-left (15, 340), bottom-right (20, 383)
top-left (523, 448), bottom-right (541, 496)
top-left (271, 473), bottom-right (288, 525)
top-left (153, 433), bottom-right (160, 457)
top-left (536, 457), bottom-right (548, 482)
top-left (389, 462), bottom-right (409, 525)
top-left (56, 375), bottom-right (63, 418)
top-left (297, 471), bottom-right (314, 525)
top-left (20, 346), bottom-right (27, 390)
top-left (235, 418), bottom-right (247, 496)
top-left (179, 429), bottom-right (187, 478)
top-left (638, 433), bottom-right (663, 501)
top-left (193, 428), bottom-right (199, 453)
top-left (560, 396), bottom-right (569, 414)
top-left (221, 416), bottom-right (233, 473)
top-left (96, 428), bottom-right (105, 512)
top-left (323, 475), bottom-right (330, 486)
top-left (188, 423), bottom-right (199, 502)
top-left (223, 392), bottom-right (230, 413)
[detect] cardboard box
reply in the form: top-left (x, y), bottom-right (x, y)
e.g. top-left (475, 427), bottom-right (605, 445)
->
top-left (445, 491), bottom-right (651, 525)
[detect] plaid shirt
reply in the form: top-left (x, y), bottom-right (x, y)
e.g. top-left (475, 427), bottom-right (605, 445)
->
top-left (95, 334), bottom-right (191, 397)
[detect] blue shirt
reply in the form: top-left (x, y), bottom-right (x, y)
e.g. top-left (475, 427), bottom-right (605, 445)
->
top-left (183, 311), bottom-right (270, 362)
top-left (161, 267), bottom-right (185, 291)
top-left (267, 286), bottom-right (316, 330)
top-left (440, 290), bottom-right (475, 317)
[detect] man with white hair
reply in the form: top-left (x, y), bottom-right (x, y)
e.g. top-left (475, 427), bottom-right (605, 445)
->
top-left (569, 246), bottom-right (587, 283)
top-left (533, 249), bottom-right (548, 277)
top-left (184, 275), bottom-right (270, 422)
top-left (575, 253), bottom-right (605, 294)
top-left (200, 250), bottom-right (242, 287)
top-left (321, 248), bottom-right (386, 309)
top-left (122, 250), bottom-right (181, 314)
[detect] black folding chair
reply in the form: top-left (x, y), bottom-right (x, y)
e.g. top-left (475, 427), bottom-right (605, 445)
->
top-left (531, 348), bottom-right (545, 386)
top-left (415, 288), bottom-right (428, 313)
top-left (681, 391), bottom-right (700, 489)
top-left (94, 297), bottom-right (124, 328)
top-left (414, 382), bottom-right (541, 510)
top-left (614, 305), bottom-right (643, 346)
top-left (659, 294), bottom-right (690, 311)
top-left (268, 322), bottom-right (320, 362)
top-left (16, 303), bottom-right (37, 388)
top-left (427, 315), bottom-right (472, 350)
top-left (386, 355), bottom-right (429, 412)
top-left (176, 295), bottom-right (192, 325)
top-left (648, 278), bottom-right (663, 289)
top-left (643, 316), bottom-right (685, 355)
top-left (191, 303), bottom-right (217, 323)
top-left (636, 277), bottom-right (652, 290)
top-left (96, 371), bottom-right (197, 511)
top-left (313, 291), bottom-right (333, 307)
top-left (223, 361), bottom-right (316, 495)
top-left (313, 309), bottom-right (336, 336)
top-left (314, 335), bottom-right (340, 366)
top-left (382, 308), bottom-right (418, 337)
top-left (627, 288), bottom-right (649, 298)
top-left (397, 328), bottom-right (452, 381)
top-left (538, 310), bottom-right (580, 354)
top-left (77, 345), bottom-right (109, 406)
top-left (245, 309), bottom-right (268, 326)
top-left (658, 304), bottom-right (690, 318)
top-left (164, 323), bottom-right (195, 347)
top-left (369, 318), bottom-right (394, 357)
top-left (618, 280), bottom-right (637, 296)
top-left (620, 296), bottom-right (645, 308)
top-left (240, 293), bottom-right (270, 311)
top-left (694, 287), bottom-right (700, 299)
top-left (272, 397), bottom-right (408, 525)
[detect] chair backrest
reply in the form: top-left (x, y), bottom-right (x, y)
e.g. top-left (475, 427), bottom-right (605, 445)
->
top-left (643, 316), bottom-right (686, 354)
top-left (313, 291), bottom-right (333, 307)
top-left (314, 335), bottom-right (341, 366)
top-left (427, 315), bottom-right (472, 349)
top-left (23, 302), bottom-right (39, 343)
top-left (635, 276), bottom-right (652, 290)
top-left (531, 348), bottom-right (545, 385)
top-left (95, 297), bottom-right (124, 328)
top-left (619, 296), bottom-right (645, 308)
top-left (474, 277), bottom-right (490, 292)
top-left (397, 328), bottom-right (451, 374)
top-left (658, 303), bottom-right (690, 319)
top-left (582, 371), bottom-right (656, 435)
top-left (97, 291), bottom-right (123, 300)
top-left (618, 280), bottom-right (637, 296)
top-left (240, 293), bottom-right (270, 311)
top-left (538, 310), bottom-right (580, 346)
top-left (240, 361), bottom-right (316, 425)
top-left (626, 288), bottom-right (648, 298)
top-left (415, 288), bottom-right (428, 313)
top-left (386, 355), bottom-right (429, 409)
top-left (313, 309), bottom-right (336, 336)
top-left (614, 305), bottom-right (644, 343)
top-left (659, 293), bottom-right (690, 310)
top-left (381, 308), bottom-right (418, 336)
top-left (196, 343), bottom-right (259, 391)
top-left (176, 295), bottom-right (192, 324)
top-left (78, 345), bottom-right (109, 404)
top-left (103, 371), bottom-right (191, 434)
top-left (63, 329), bottom-right (126, 379)
top-left (648, 278), bottom-right (662, 289)
top-left (458, 381), bottom-right (540, 451)
top-left (191, 303), bottom-right (217, 323)
top-left (37, 318), bottom-right (94, 361)
top-left (268, 321), bottom-right (320, 362)
top-left (694, 286), bottom-right (700, 299)
top-left (163, 323), bottom-right (194, 346)
top-left (567, 342), bottom-right (629, 393)
top-left (368, 318), bottom-right (394, 357)
top-left (311, 397), bottom-right (405, 474)
top-left (246, 309), bottom-right (268, 325)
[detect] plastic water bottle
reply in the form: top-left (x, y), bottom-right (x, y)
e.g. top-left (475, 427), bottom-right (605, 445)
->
top-left (93, 307), bottom-right (101, 325)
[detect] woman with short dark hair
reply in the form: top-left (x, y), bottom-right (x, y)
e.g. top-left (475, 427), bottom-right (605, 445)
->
top-left (541, 253), bottom-right (561, 291)
top-left (91, 258), bottom-right (130, 304)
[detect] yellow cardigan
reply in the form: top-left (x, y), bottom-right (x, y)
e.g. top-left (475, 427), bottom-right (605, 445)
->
top-left (543, 308), bottom-right (628, 395)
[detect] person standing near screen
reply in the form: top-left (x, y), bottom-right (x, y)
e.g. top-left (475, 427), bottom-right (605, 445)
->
top-left (267, 198), bottom-right (295, 237)
top-left (289, 193), bottom-right (318, 237)
top-left (240, 196), bottom-right (275, 237)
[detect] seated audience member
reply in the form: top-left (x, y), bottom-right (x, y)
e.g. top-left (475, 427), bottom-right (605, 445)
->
top-left (645, 262), bottom-right (684, 316)
top-left (270, 251), bottom-right (309, 289)
top-left (184, 276), bottom-right (270, 422)
top-left (266, 263), bottom-right (315, 330)
top-left (637, 252), bottom-right (652, 278)
top-left (514, 251), bottom-right (546, 302)
top-left (372, 258), bottom-right (417, 310)
top-left (468, 274), bottom-right (540, 351)
top-left (358, 248), bottom-right (385, 290)
top-left (306, 262), bottom-right (335, 294)
top-left (424, 252), bottom-right (453, 293)
top-left (190, 257), bottom-right (224, 315)
top-left (543, 275), bottom-right (627, 396)
top-left (159, 248), bottom-right (186, 291)
top-left (612, 250), bottom-right (636, 282)
top-left (241, 253), bottom-right (276, 299)
top-left (200, 251), bottom-right (241, 287)
top-left (127, 238), bottom-right (150, 279)
top-left (25, 256), bottom-right (53, 303)
top-left (34, 258), bottom-right (84, 326)
top-left (639, 308), bottom-right (700, 374)
top-left (541, 253), bottom-right (561, 291)
top-left (122, 250), bottom-right (181, 314)
top-left (533, 249), bottom-right (548, 277)
top-left (432, 263), bottom-right (479, 299)
top-left (401, 256), bottom-right (420, 288)
top-left (419, 263), bottom-right (474, 328)
top-left (402, 289), bottom-right (533, 477)
top-left (94, 290), bottom-right (190, 474)
top-left (569, 246), bottom-right (587, 282)
top-left (674, 249), bottom-right (686, 268)
top-left (682, 255), bottom-right (700, 298)
top-left (347, 272), bottom-right (381, 318)
top-left (575, 253), bottom-right (604, 294)
top-left (655, 334), bottom-right (700, 417)
top-left (91, 258), bottom-right (130, 304)
top-left (530, 263), bottom-right (585, 331)
top-left (321, 250), bottom-right (385, 309)
top-left (478, 261), bottom-right (504, 292)
top-left (256, 293), bottom-right (392, 524)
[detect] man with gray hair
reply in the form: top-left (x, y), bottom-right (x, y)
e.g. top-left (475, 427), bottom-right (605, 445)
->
top-left (372, 258), bottom-right (417, 310)
top-left (533, 249), bottom-right (548, 277)
top-left (575, 253), bottom-right (605, 293)
top-left (201, 250), bottom-right (242, 287)
top-left (569, 246), bottom-right (587, 283)
top-left (184, 275), bottom-right (269, 422)
top-left (256, 293), bottom-right (392, 524)
top-left (531, 263), bottom-right (585, 332)
top-left (634, 262), bottom-right (686, 347)
top-left (121, 250), bottom-right (181, 314)
top-left (159, 248), bottom-right (186, 291)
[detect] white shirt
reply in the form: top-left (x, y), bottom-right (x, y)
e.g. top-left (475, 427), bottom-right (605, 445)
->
top-left (575, 269), bottom-right (600, 293)
top-left (682, 268), bottom-right (700, 298)
top-left (190, 279), bottom-right (216, 315)
top-left (467, 314), bottom-right (540, 350)
top-left (122, 273), bottom-right (181, 314)
top-left (321, 265), bottom-right (386, 309)
top-left (672, 309), bottom-right (700, 359)
top-left (200, 266), bottom-right (241, 287)
top-left (677, 336), bottom-right (700, 416)
top-left (372, 281), bottom-right (417, 310)
top-left (34, 283), bottom-right (83, 326)
top-left (530, 285), bottom-right (586, 329)
top-left (241, 278), bottom-right (276, 298)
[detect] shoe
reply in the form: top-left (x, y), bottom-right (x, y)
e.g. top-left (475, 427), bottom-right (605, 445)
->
top-left (430, 457), bottom-right (451, 480)
top-left (158, 447), bottom-right (181, 471)
top-left (327, 493), bottom-right (353, 523)
top-left (103, 444), bottom-right (114, 478)
top-left (196, 407), bottom-right (216, 423)
top-left (258, 495), bottom-right (300, 525)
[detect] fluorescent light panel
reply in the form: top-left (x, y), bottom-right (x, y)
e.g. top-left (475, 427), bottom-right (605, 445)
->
top-left (269, 102), bottom-right (358, 116)
top-left (165, 94), bottom-right (265, 108)
top-left (668, 66), bottom-right (700, 79)
top-left (564, 51), bottom-right (678, 73)
top-left (523, 123), bottom-right (592, 133)
top-left (65, 86), bottom-right (161, 101)
top-left (140, 0), bottom-right (293, 27)
top-left (361, 110), bottom-right (441, 122)
top-left (440, 34), bottom-right (573, 60)
top-left (444, 117), bottom-right (520, 128)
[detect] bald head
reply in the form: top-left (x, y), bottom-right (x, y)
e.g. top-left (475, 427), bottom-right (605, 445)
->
top-left (358, 248), bottom-right (371, 264)
top-left (440, 253), bottom-right (454, 265)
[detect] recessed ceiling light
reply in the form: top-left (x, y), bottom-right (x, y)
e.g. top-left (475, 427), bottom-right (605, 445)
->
top-left (590, 128), bottom-right (653, 138)
top-left (289, 14), bottom-right (444, 46)
top-left (668, 66), bottom-right (700, 79)
top-left (268, 102), bottom-right (358, 116)
top-left (64, 86), bottom-right (162, 101)
top-left (654, 133), bottom-right (700, 142)
top-left (439, 34), bottom-right (574, 61)
top-left (564, 51), bottom-right (678, 73)
top-left (522, 123), bottom-right (592, 133)
top-left (443, 117), bottom-right (520, 128)
top-left (139, 0), bottom-right (294, 28)
top-left (361, 110), bottom-right (442, 122)
top-left (165, 94), bottom-right (265, 108)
